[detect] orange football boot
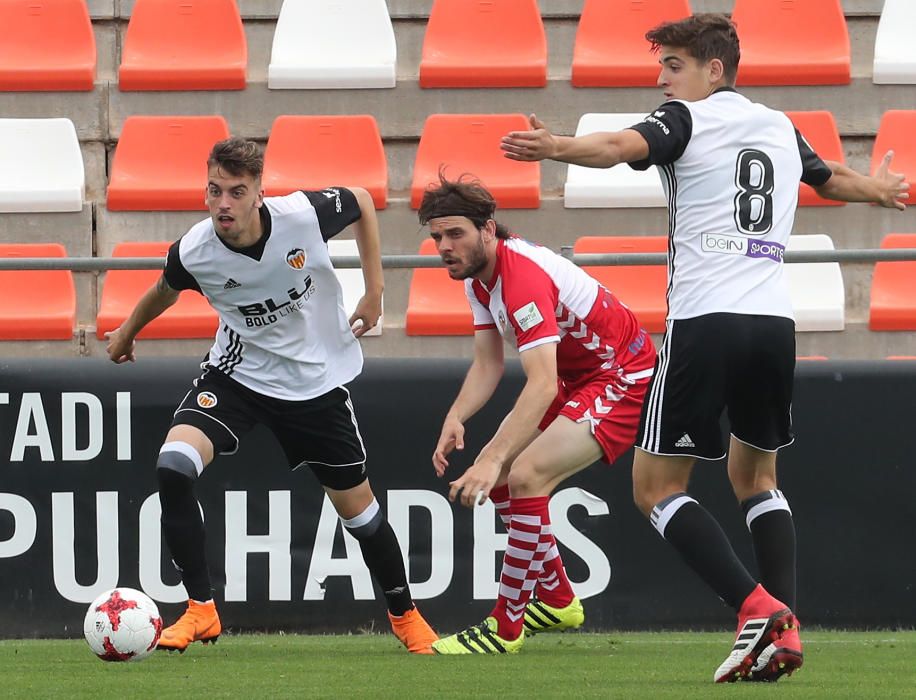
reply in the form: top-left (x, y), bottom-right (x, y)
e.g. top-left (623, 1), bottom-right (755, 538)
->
top-left (158, 599), bottom-right (222, 652)
top-left (388, 606), bottom-right (438, 654)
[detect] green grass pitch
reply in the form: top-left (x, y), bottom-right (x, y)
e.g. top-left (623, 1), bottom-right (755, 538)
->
top-left (2, 631), bottom-right (914, 699)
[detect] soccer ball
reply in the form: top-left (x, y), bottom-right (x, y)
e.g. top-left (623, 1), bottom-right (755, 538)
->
top-left (83, 587), bottom-right (163, 662)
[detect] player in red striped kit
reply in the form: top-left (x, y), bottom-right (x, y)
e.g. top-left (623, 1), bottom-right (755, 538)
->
top-left (421, 175), bottom-right (656, 653)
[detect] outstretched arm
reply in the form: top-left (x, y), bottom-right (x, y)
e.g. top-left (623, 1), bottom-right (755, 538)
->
top-left (815, 151), bottom-right (909, 210)
top-left (348, 187), bottom-right (384, 337)
top-left (105, 275), bottom-right (180, 363)
top-left (501, 113), bottom-right (650, 168)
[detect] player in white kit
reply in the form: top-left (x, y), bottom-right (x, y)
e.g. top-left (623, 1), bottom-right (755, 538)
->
top-left (501, 13), bottom-right (909, 682)
top-left (106, 137), bottom-right (438, 655)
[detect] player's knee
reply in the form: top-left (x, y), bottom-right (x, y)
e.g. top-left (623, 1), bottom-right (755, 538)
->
top-left (339, 497), bottom-right (383, 540)
top-left (507, 458), bottom-right (546, 497)
top-left (157, 442), bottom-right (203, 490)
top-left (632, 483), bottom-right (656, 517)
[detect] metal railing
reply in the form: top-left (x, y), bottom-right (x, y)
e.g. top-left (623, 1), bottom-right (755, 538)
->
top-left (3, 247), bottom-right (916, 271)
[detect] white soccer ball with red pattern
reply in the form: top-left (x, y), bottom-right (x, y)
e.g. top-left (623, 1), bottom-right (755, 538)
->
top-left (83, 587), bottom-right (163, 662)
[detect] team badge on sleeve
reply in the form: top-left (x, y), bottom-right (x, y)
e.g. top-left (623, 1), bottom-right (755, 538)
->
top-left (513, 302), bottom-right (544, 331)
top-left (286, 248), bottom-right (307, 270)
top-left (196, 392), bottom-right (218, 409)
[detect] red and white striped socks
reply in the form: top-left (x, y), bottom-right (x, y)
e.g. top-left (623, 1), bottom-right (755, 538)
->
top-left (490, 485), bottom-right (575, 611)
top-left (490, 495), bottom-right (556, 640)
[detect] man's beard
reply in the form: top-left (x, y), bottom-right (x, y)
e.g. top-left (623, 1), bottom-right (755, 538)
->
top-left (448, 240), bottom-right (488, 280)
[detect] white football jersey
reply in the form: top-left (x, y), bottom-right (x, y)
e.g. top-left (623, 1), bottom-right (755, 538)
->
top-left (629, 88), bottom-right (832, 321)
top-left (164, 189), bottom-right (363, 400)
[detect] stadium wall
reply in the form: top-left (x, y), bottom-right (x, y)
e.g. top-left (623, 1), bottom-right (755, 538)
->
top-left (0, 358), bottom-right (913, 637)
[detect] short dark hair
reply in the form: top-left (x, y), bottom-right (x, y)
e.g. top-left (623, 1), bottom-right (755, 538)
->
top-left (417, 171), bottom-right (510, 239)
top-left (207, 137), bottom-right (263, 179)
top-left (646, 13), bottom-right (740, 84)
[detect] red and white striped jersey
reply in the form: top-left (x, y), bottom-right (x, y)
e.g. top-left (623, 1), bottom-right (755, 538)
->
top-left (466, 237), bottom-right (654, 381)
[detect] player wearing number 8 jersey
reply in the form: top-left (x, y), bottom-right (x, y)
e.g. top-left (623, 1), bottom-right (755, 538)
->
top-left (501, 13), bottom-right (909, 683)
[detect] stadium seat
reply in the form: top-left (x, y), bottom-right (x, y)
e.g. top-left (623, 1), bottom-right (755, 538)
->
top-left (263, 116), bottom-right (388, 209)
top-left (871, 111), bottom-right (916, 189)
top-left (0, 244), bottom-right (74, 340)
top-left (419, 0), bottom-right (546, 88)
top-left (869, 234), bottom-right (916, 331)
top-left (731, 0), bottom-right (850, 86)
top-left (873, 0), bottom-right (916, 84)
top-left (96, 242), bottom-right (218, 339)
top-left (785, 234), bottom-right (845, 331)
top-left (0, 118), bottom-right (84, 212)
top-left (571, 0), bottom-right (692, 87)
top-left (268, 0), bottom-right (396, 89)
top-left (106, 116), bottom-right (230, 211)
top-left (327, 239), bottom-right (382, 337)
top-left (785, 112), bottom-right (844, 207)
top-left (0, 0), bottom-right (95, 91)
top-left (405, 238), bottom-right (473, 336)
top-left (573, 236), bottom-right (668, 333)
top-left (564, 113), bottom-right (666, 208)
top-left (411, 114), bottom-right (540, 209)
top-left (118, 0), bottom-right (247, 91)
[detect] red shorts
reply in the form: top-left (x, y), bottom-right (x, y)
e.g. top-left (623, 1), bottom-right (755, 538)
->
top-left (538, 366), bottom-right (654, 464)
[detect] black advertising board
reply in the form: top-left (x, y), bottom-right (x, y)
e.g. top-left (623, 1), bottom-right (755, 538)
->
top-left (0, 358), bottom-right (913, 636)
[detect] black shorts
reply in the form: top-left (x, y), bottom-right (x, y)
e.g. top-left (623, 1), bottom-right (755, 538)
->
top-left (170, 366), bottom-right (367, 490)
top-left (637, 313), bottom-right (795, 460)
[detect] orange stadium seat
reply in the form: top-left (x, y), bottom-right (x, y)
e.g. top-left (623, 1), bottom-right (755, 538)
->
top-left (869, 234), bottom-right (916, 331)
top-left (572, 0), bottom-right (692, 87)
top-left (0, 0), bottom-right (95, 91)
top-left (96, 242), bottom-right (219, 339)
top-left (785, 111), bottom-right (844, 207)
top-left (411, 114), bottom-right (540, 209)
top-left (574, 236), bottom-right (668, 333)
top-left (118, 0), bottom-right (247, 90)
top-left (0, 244), bottom-right (74, 340)
top-left (871, 111), bottom-right (916, 188)
top-left (732, 0), bottom-right (850, 86)
top-left (263, 116), bottom-right (388, 209)
top-left (419, 0), bottom-right (546, 88)
top-left (405, 238), bottom-right (473, 336)
top-left (107, 116), bottom-right (230, 211)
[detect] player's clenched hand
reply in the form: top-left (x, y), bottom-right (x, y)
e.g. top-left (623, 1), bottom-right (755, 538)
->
top-left (104, 328), bottom-right (136, 364)
top-left (448, 457), bottom-right (501, 509)
top-left (501, 114), bottom-right (557, 162)
top-left (432, 416), bottom-right (465, 477)
top-left (875, 150), bottom-right (909, 210)
top-left (349, 293), bottom-right (382, 338)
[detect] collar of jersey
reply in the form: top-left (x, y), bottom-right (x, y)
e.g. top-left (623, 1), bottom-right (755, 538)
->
top-left (480, 238), bottom-right (505, 292)
top-left (216, 205), bottom-right (273, 261)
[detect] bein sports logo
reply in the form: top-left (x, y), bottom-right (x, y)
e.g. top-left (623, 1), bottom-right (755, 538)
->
top-left (286, 248), bottom-right (307, 270)
top-left (702, 233), bottom-right (784, 263)
top-left (196, 392), bottom-right (218, 409)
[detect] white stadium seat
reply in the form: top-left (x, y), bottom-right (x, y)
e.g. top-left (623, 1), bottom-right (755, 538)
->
top-left (563, 113), bottom-right (666, 208)
top-left (786, 234), bottom-right (845, 331)
top-left (327, 239), bottom-right (382, 336)
top-left (268, 0), bottom-right (396, 89)
top-left (0, 118), bottom-right (83, 212)
top-left (873, 0), bottom-right (916, 85)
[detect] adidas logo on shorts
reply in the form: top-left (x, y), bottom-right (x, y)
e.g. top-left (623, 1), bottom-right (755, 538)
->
top-left (224, 278), bottom-right (242, 289)
top-left (675, 433), bottom-right (696, 448)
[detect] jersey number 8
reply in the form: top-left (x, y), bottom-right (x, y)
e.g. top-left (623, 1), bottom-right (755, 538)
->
top-left (733, 149), bottom-right (774, 236)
